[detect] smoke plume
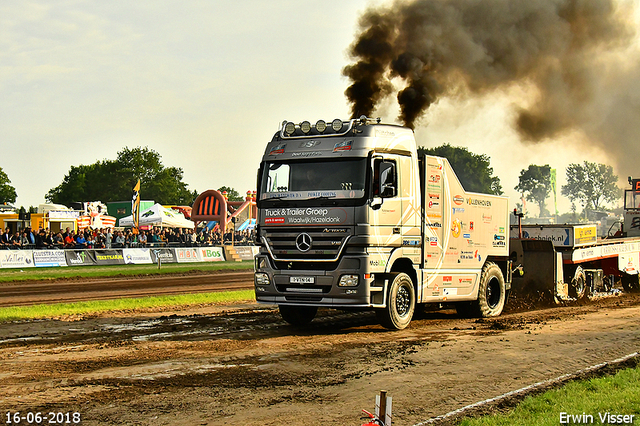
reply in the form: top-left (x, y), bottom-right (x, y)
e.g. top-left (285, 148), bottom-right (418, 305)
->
top-left (343, 0), bottom-right (637, 140)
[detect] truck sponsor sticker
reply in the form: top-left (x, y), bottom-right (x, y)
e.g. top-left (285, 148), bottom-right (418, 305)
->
top-left (451, 218), bottom-right (462, 238)
top-left (263, 207), bottom-right (347, 225)
top-left (453, 195), bottom-right (464, 205)
top-left (467, 198), bottom-right (492, 207)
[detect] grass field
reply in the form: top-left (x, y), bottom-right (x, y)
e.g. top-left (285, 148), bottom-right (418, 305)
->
top-left (0, 261), bottom-right (256, 321)
top-left (0, 260), bottom-right (254, 282)
top-left (459, 362), bottom-right (640, 426)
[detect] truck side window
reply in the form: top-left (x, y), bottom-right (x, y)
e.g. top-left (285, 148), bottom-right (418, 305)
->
top-left (373, 159), bottom-right (397, 198)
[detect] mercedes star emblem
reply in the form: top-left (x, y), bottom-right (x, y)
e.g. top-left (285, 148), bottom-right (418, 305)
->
top-left (295, 233), bottom-right (312, 252)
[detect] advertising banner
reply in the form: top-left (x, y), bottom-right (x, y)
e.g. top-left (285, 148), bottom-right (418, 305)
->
top-left (149, 248), bottom-right (178, 264)
top-left (175, 247), bottom-right (203, 263)
top-left (65, 250), bottom-right (97, 266)
top-left (234, 246), bottom-right (259, 260)
top-left (94, 250), bottom-right (125, 265)
top-left (262, 207), bottom-right (348, 226)
top-left (33, 250), bottom-right (67, 267)
top-left (200, 247), bottom-right (225, 262)
top-left (123, 248), bottom-right (153, 264)
top-left (0, 250), bottom-right (35, 269)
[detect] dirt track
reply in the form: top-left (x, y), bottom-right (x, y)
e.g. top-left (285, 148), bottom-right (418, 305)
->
top-left (0, 276), bottom-right (639, 426)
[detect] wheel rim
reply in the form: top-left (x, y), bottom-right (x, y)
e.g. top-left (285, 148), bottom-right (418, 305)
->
top-left (396, 285), bottom-right (411, 317)
top-left (486, 278), bottom-right (501, 309)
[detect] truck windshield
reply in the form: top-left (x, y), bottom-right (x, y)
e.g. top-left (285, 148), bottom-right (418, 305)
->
top-left (260, 158), bottom-right (367, 203)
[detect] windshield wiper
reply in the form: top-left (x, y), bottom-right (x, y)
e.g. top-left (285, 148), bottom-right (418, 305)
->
top-left (307, 195), bottom-right (337, 201)
top-left (261, 195), bottom-right (290, 202)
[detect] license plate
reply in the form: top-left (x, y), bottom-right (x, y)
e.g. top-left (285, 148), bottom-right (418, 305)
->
top-left (289, 276), bottom-right (315, 284)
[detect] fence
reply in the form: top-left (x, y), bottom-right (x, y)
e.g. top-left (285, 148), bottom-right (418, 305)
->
top-left (0, 246), bottom-right (259, 269)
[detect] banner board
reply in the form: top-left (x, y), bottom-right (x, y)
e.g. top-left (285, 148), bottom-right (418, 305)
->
top-left (0, 250), bottom-right (35, 268)
top-left (175, 248), bottom-right (203, 263)
top-left (123, 248), bottom-right (153, 264)
top-left (200, 247), bottom-right (225, 262)
top-left (150, 248), bottom-right (178, 264)
top-left (33, 250), bottom-right (67, 267)
top-left (94, 250), bottom-right (125, 265)
top-left (65, 250), bottom-right (97, 266)
top-left (234, 246), bottom-right (259, 260)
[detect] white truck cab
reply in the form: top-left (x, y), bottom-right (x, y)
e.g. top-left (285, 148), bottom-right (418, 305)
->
top-left (254, 117), bottom-right (511, 329)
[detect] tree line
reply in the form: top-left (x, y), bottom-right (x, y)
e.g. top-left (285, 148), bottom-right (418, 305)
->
top-left (0, 145), bottom-right (623, 215)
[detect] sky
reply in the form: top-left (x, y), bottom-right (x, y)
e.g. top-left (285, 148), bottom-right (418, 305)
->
top-left (1, 0), bottom-right (638, 216)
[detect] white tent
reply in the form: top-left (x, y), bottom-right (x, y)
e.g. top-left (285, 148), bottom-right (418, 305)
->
top-left (119, 203), bottom-right (195, 229)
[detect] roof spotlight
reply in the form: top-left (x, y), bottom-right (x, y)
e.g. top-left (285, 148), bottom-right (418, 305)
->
top-left (332, 119), bottom-right (343, 132)
top-left (284, 121), bottom-right (296, 136)
top-left (300, 121), bottom-right (311, 134)
top-left (315, 120), bottom-right (327, 133)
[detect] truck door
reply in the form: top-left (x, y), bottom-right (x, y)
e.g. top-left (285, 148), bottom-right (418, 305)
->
top-left (370, 156), bottom-right (402, 247)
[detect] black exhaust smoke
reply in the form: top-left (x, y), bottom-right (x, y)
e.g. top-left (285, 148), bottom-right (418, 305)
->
top-left (343, 0), bottom-right (636, 135)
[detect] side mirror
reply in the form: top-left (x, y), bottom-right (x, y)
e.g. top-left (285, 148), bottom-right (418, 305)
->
top-left (379, 162), bottom-right (397, 198)
top-left (370, 197), bottom-right (383, 210)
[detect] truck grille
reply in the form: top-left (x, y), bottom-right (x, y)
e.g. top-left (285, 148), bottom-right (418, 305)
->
top-left (262, 227), bottom-right (351, 261)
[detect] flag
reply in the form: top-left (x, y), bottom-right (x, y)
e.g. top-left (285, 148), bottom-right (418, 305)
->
top-left (550, 168), bottom-right (558, 215)
top-left (132, 179), bottom-right (141, 230)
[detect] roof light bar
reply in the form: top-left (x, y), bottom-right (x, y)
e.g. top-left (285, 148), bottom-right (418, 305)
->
top-left (331, 119), bottom-right (343, 132)
top-left (300, 121), bottom-right (311, 134)
top-left (315, 120), bottom-right (327, 133)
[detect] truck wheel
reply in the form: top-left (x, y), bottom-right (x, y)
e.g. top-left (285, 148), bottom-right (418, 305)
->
top-left (476, 262), bottom-right (506, 317)
top-left (279, 305), bottom-right (318, 326)
top-left (376, 272), bottom-right (415, 330)
top-left (621, 273), bottom-right (640, 292)
top-left (569, 268), bottom-right (586, 300)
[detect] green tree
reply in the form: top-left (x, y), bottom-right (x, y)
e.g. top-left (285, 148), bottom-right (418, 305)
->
top-left (217, 186), bottom-right (243, 201)
top-left (515, 164), bottom-right (552, 217)
top-left (418, 144), bottom-right (503, 195)
top-left (0, 167), bottom-right (17, 204)
top-left (561, 161), bottom-right (620, 211)
top-left (46, 147), bottom-right (197, 205)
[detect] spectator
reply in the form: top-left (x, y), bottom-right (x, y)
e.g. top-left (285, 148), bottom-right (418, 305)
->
top-left (75, 232), bottom-right (88, 249)
top-left (105, 228), bottom-right (112, 249)
top-left (138, 230), bottom-right (147, 247)
top-left (64, 231), bottom-right (76, 248)
top-left (20, 231), bottom-right (29, 247)
top-left (52, 232), bottom-right (64, 249)
top-left (35, 229), bottom-right (51, 249)
top-left (114, 231), bottom-right (125, 248)
top-left (10, 231), bottom-right (22, 248)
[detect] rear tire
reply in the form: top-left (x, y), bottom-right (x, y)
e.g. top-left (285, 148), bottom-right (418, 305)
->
top-left (621, 273), bottom-right (640, 292)
top-left (569, 267), bottom-right (587, 300)
top-left (475, 262), bottom-right (506, 317)
top-left (279, 305), bottom-right (318, 326)
top-left (376, 272), bottom-right (415, 330)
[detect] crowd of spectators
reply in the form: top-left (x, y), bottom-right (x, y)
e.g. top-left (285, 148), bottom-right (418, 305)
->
top-left (0, 226), bottom-right (256, 250)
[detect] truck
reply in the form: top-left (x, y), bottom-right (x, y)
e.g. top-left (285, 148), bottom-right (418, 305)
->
top-left (253, 117), bottom-right (512, 329)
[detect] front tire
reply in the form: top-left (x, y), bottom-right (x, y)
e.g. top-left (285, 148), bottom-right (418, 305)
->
top-left (376, 272), bottom-right (416, 330)
top-left (279, 305), bottom-right (318, 326)
top-left (476, 262), bottom-right (506, 317)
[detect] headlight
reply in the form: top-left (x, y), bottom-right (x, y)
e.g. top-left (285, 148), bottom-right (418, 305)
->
top-left (284, 121), bottom-right (296, 135)
top-left (316, 120), bottom-right (327, 133)
top-left (338, 274), bottom-right (359, 287)
top-left (255, 272), bottom-right (271, 286)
